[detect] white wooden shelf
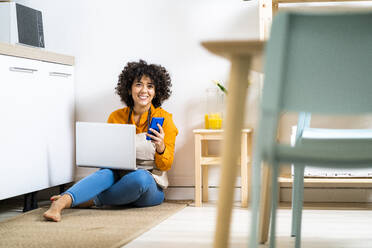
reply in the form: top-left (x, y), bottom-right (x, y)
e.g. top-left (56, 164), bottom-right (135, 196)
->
top-left (279, 176), bottom-right (372, 188)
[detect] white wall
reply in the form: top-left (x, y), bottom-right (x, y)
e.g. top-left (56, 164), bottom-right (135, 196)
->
top-left (16, 0), bottom-right (372, 200)
top-left (16, 0), bottom-right (260, 188)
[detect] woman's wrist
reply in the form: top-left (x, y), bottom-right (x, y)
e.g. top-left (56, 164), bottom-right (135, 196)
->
top-left (157, 146), bottom-right (166, 155)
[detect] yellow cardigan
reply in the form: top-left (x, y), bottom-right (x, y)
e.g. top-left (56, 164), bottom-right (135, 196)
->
top-left (107, 104), bottom-right (178, 171)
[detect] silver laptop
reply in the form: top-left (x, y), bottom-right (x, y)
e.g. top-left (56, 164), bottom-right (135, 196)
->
top-left (76, 122), bottom-right (137, 170)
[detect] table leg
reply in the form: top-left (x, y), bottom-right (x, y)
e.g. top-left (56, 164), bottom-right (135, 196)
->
top-left (259, 0), bottom-right (274, 40)
top-left (214, 55), bottom-right (251, 248)
top-left (195, 134), bottom-right (202, 207)
top-left (202, 165), bottom-right (209, 202)
top-left (202, 140), bottom-right (209, 202)
top-left (259, 163), bottom-right (272, 244)
top-left (247, 131), bottom-right (253, 203)
top-left (241, 132), bottom-right (248, 208)
top-left (272, 0), bottom-right (279, 15)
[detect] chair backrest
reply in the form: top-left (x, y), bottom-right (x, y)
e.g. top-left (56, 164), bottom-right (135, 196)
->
top-left (262, 11), bottom-right (372, 115)
top-left (295, 112), bottom-right (311, 142)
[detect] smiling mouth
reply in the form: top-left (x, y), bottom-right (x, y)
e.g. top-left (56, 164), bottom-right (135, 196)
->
top-left (138, 95), bottom-right (148, 100)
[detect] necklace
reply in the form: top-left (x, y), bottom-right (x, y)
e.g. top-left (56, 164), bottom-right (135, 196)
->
top-left (127, 107), bottom-right (151, 130)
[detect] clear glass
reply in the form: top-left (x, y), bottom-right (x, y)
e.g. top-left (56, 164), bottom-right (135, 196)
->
top-left (205, 88), bottom-right (224, 129)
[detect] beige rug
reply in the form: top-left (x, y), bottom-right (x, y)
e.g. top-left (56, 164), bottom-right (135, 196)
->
top-left (0, 201), bottom-right (189, 248)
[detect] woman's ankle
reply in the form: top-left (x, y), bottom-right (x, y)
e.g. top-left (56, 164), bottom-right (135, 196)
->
top-left (57, 194), bottom-right (73, 209)
top-left (77, 199), bottom-right (94, 208)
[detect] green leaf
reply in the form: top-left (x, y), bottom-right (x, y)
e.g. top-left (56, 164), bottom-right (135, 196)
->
top-left (213, 80), bottom-right (228, 94)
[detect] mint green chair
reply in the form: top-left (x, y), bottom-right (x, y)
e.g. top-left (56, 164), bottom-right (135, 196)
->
top-left (249, 11), bottom-right (372, 248)
top-left (291, 112), bottom-right (372, 241)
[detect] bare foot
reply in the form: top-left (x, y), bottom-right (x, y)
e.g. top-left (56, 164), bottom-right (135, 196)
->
top-left (43, 194), bottom-right (72, 222)
top-left (50, 195), bottom-right (62, 201)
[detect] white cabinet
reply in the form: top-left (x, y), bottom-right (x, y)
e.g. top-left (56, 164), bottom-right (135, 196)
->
top-left (0, 54), bottom-right (75, 200)
top-left (44, 62), bottom-right (75, 186)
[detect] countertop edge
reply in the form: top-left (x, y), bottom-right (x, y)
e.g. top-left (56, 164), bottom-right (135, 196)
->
top-left (0, 42), bottom-right (75, 66)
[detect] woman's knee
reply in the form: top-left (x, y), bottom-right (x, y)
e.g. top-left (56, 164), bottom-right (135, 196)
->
top-left (133, 193), bottom-right (164, 207)
top-left (133, 185), bottom-right (164, 207)
top-left (92, 169), bottom-right (115, 185)
top-left (126, 169), bottom-right (154, 193)
top-left (95, 168), bottom-right (115, 178)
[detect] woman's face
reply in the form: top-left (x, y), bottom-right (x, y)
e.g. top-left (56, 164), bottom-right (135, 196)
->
top-left (131, 75), bottom-right (155, 109)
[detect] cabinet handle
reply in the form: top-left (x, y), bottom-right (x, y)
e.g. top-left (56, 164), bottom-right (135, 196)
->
top-left (9, 67), bottom-right (38, 73)
top-left (49, 72), bottom-right (72, 77)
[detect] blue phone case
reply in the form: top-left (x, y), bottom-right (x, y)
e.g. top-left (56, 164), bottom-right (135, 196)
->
top-left (146, 117), bottom-right (164, 140)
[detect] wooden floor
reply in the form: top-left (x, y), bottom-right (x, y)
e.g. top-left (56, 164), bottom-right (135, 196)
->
top-left (124, 202), bottom-right (372, 248)
top-left (2, 199), bottom-right (372, 248)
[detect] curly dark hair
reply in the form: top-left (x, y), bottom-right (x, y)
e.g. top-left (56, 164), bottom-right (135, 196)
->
top-left (116, 60), bottom-right (172, 108)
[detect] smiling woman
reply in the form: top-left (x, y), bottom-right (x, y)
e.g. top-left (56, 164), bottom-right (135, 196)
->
top-left (131, 75), bottom-right (155, 113)
top-left (116, 60), bottom-right (172, 110)
top-left (43, 59), bottom-right (178, 222)
top-left (113, 60), bottom-right (176, 155)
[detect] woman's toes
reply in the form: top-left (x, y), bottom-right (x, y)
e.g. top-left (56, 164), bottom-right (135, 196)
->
top-left (50, 195), bottom-right (62, 202)
top-left (43, 210), bottom-right (61, 222)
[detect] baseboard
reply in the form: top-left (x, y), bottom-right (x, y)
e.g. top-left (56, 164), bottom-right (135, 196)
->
top-left (164, 187), bottom-right (243, 201)
top-left (280, 187), bottom-right (372, 203)
top-left (165, 186), bottom-right (372, 203)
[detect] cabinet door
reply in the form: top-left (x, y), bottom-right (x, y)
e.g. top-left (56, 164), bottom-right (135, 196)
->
top-left (0, 55), bottom-right (49, 200)
top-left (43, 62), bottom-right (75, 187)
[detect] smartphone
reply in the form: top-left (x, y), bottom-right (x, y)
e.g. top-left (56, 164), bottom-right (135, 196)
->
top-left (146, 117), bottom-right (165, 140)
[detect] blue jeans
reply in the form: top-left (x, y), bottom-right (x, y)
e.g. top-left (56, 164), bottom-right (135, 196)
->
top-left (63, 169), bottom-right (164, 207)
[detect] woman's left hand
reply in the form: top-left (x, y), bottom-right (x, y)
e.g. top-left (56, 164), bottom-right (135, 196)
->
top-left (146, 124), bottom-right (165, 154)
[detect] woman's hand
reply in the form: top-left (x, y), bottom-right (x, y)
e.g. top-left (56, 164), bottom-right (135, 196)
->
top-left (146, 124), bottom-right (166, 154)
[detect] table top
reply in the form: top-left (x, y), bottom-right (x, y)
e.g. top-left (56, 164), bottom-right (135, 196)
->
top-left (193, 128), bottom-right (252, 134)
top-left (201, 40), bottom-right (265, 73)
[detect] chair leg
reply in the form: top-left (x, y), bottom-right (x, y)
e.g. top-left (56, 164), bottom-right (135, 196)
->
top-left (269, 162), bottom-right (279, 248)
top-left (249, 156), bottom-right (262, 248)
top-left (294, 165), bottom-right (305, 248)
top-left (259, 164), bottom-right (272, 244)
top-left (291, 165), bottom-right (302, 237)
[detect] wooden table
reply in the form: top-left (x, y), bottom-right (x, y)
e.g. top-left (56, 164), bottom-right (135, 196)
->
top-left (201, 40), bottom-right (265, 248)
top-left (194, 129), bottom-right (253, 208)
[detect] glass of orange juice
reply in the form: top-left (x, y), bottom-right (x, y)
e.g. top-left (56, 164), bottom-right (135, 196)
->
top-left (205, 88), bottom-right (224, 129)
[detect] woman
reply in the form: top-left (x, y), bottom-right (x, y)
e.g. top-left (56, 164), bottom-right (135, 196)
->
top-left (43, 60), bottom-right (178, 222)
